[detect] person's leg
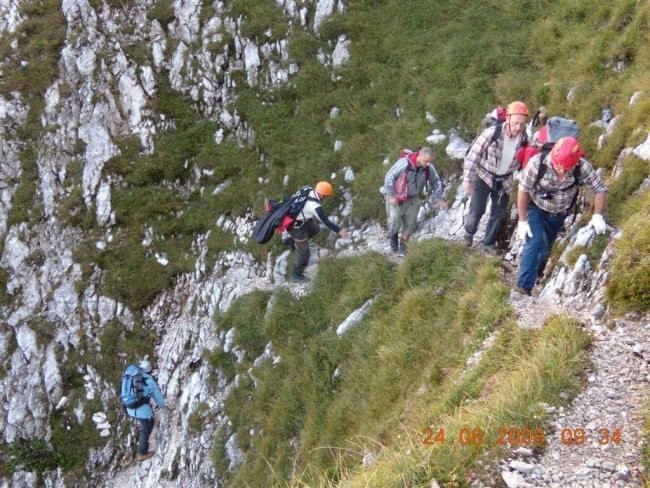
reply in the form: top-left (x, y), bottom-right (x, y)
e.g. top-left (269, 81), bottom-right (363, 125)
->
top-left (517, 205), bottom-right (545, 292)
top-left (400, 197), bottom-right (420, 250)
top-left (305, 218), bottom-right (321, 239)
top-left (288, 225), bottom-right (310, 280)
top-left (138, 417), bottom-right (154, 455)
top-left (464, 177), bottom-right (490, 245)
top-left (386, 199), bottom-right (401, 251)
top-left (483, 185), bottom-right (510, 247)
top-left (537, 212), bottom-right (566, 269)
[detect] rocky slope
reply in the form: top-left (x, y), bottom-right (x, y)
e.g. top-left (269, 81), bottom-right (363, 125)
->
top-left (0, 1), bottom-right (648, 487)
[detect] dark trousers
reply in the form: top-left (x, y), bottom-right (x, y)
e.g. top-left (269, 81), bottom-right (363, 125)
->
top-left (137, 417), bottom-right (154, 455)
top-left (287, 218), bottom-right (321, 278)
top-left (464, 176), bottom-right (509, 247)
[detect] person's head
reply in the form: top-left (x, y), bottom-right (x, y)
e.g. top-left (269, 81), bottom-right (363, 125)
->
top-left (538, 106), bottom-right (548, 126)
top-left (139, 358), bottom-right (152, 373)
top-left (550, 136), bottom-right (584, 173)
top-left (505, 101), bottom-right (528, 137)
top-left (415, 147), bottom-right (434, 167)
top-left (315, 181), bottom-right (333, 198)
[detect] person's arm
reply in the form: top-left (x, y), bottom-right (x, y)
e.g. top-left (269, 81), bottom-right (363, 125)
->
top-left (148, 379), bottom-right (166, 409)
top-left (427, 165), bottom-right (448, 209)
top-left (593, 192), bottom-right (606, 215)
top-left (463, 127), bottom-right (493, 195)
top-left (517, 189), bottom-right (530, 222)
top-left (314, 206), bottom-right (340, 234)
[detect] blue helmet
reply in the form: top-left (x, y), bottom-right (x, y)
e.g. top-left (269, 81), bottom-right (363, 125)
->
top-left (139, 358), bottom-right (152, 373)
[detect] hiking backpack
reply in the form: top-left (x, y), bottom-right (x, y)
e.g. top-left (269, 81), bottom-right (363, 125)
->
top-left (252, 186), bottom-right (319, 244)
top-left (121, 364), bottom-right (148, 409)
top-left (394, 150), bottom-right (430, 202)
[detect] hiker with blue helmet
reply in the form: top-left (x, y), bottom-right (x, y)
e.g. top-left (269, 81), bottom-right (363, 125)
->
top-left (463, 101), bottom-right (529, 252)
top-left (122, 358), bottom-right (166, 462)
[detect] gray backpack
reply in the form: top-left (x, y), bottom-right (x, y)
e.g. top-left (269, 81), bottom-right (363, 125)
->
top-left (546, 116), bottom-right (580, 143)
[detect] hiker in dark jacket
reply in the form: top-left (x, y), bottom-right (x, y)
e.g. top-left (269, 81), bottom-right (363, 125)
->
top-left (514, 137), bottom-right (607, 296)
top-left (382, 147), bottom-right (447, 252)
top-left (286, 181), bottom-right (350, 283)
top-left (125, 359), bottom-right (166, 462)
top-left (463, 101), bottom-right (529, 252)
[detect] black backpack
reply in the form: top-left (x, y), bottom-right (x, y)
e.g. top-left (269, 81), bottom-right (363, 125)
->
top-left (252, 187), bottom-right (319, 244)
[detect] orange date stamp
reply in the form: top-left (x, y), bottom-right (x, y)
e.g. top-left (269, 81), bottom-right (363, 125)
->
top-left (421, 427), bottom-right (622, 446)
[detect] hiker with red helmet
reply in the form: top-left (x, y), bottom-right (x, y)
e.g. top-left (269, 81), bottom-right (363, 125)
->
top-left (514, 136), bottom-right (608, 295)
top-left (382, 146), bottom-right (447, 252)
top-left (286, 181), bottom-right (351, 283)
top-left (462, 101), bottom-right (529, 252)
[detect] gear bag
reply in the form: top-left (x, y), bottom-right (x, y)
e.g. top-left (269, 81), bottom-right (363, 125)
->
top-left (121, 364), bottom-right (148, 409)
top-left (252, 187), bottom-right (319, 244)
top-left (546, 116), bottom-right (580, 143)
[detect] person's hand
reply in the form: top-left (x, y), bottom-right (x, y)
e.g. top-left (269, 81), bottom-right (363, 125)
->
top-left (338, 229), bottom-right (351, 239)
top-left (517, 220), bottom-right (533, 242)
top-left (589, 214), bottom-right (607, 235)
top-left (462, 181), bottom-right (473, 197)
top-left (436, 199), bottom-right (448, 210)
top-left (388, 196), bottom-right (398, 207)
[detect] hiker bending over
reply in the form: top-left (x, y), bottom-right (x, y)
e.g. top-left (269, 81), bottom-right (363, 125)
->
top-left (515, 136), bottom-right (607, 296)
top-left (382, 146), bottom-right (447, 252)
top-left (124, 359), bottom-right (166, 462)
top-left (287, 181), bottom-right (350, 283)
top-left (463, 101), bottom-right (529, 252)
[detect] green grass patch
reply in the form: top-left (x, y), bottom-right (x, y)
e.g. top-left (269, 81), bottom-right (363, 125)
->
top-left (208, 241), bottom-right (536, 487)
top-left (312, 315), bottom-right (591, 487)
top-left (607, 188), bottom-right (650, 312)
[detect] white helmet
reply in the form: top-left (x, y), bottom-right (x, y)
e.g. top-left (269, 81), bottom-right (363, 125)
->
top-left (139, 358), bottom-right (152, 373)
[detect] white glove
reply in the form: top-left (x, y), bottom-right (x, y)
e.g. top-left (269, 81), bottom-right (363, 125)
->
top-left (517, 220), bottom-right (533, 242)
top-left (589, 214), bottom-right (607, 235)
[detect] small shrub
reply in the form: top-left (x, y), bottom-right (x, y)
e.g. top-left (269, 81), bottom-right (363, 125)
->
top-left (6, 437), bottom-right (57, 474)
top-left (188, 402), bottom-right (210, 433)
top-left (147, 0), bottom-right (175, 25)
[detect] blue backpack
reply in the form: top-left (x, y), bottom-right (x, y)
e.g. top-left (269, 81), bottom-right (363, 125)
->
top-left (120, 364), bottom-right (148, 409)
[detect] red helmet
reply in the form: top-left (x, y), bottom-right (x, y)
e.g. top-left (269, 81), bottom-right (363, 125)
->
top-left (550, 137), bottom-right (584, 170)
top-left (507, 101), bottom-right (529, 117)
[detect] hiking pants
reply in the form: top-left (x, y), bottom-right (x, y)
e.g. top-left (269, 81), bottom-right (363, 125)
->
top-left (464, 176), bottom-right (509, 247)
top-left (517, 204), bottom-right (566, 292)
top-left (137, 417), bottom-right (154, 455)
top-left (287, 218), bottom-right (321, 278)
top-left (385, 196), bottom-right (419, 237)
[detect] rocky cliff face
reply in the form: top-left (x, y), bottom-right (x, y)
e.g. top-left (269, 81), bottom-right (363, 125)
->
top-left (0, 1), bottom-right (334, 486)
top-left (0, 1), bottom-right (647, 487)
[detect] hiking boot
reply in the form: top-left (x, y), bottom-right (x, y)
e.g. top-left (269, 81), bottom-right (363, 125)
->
top-left (463, 232), bottom-right (473, 247)
top-left (483, 244), bottom-right (498, 256)
top-left (399, 239), bottom-right (408, 253)
top-left (137, 451), bottom-right (155, 462)
top-left (512, 286), bottom-right (532, 296)
top-left (389, 233), bottom-right (399, 252)
top-left (291, 274), bottom-right (309, 283)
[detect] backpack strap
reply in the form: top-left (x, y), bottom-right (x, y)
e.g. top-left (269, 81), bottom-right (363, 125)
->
top-left (477, 123), bottom-right (528, 179)
top-left (532, 150), bottom-right (583, 223)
